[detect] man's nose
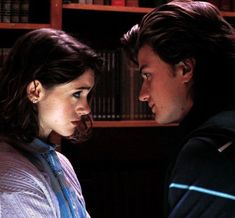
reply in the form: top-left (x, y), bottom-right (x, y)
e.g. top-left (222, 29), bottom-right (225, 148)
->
top-left (139, 82), bottom-right (150, 102)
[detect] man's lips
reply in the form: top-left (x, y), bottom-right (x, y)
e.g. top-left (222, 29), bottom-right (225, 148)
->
top-left (148, 103), bottom-right (155, 113)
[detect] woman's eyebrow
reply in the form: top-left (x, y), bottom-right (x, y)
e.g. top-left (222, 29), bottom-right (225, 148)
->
top-left (75, 86), bottom-right (92, 90)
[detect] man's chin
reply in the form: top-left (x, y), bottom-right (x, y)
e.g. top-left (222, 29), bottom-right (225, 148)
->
top-left (155, 116), bottom-right (174, 125)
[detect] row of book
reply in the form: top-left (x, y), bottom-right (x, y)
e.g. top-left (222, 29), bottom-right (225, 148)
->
top-left (93, 49), bottom-right (154, 120)
top-left (63, 0), bottom-right (166, 7)
top-left (0, 47), bottom-right (154, 121)
top-left (0, 0), bottom-right (29, 23)
top-left (63, 0), bottom-right (235, 11)
top-left (1, 0), bottom-right (235, 24)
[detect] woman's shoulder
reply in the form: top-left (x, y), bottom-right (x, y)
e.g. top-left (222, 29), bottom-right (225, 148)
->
top-left (0, 141), bottom-right (29, 165)
top-left (56, 151), bottom-right (74, 171)
top-left (56, 151), bottom-right (78, 182)
top-left (0, 141), bottom-right (48, 192)
top-left (0, 141), bottom-right (33, 166)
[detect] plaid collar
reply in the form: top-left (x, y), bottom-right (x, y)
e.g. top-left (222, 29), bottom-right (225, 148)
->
top-left (29, 138), bottom-right (87, 218)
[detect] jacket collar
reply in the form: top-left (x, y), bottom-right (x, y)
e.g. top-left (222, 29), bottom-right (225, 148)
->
top-left (184, 109), bottom-right (235, 150)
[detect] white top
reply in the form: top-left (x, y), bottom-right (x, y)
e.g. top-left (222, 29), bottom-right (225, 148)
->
top-left (0, 142), bottom-right (90, 218)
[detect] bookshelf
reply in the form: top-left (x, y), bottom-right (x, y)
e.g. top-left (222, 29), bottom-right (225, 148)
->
top-left (1, 1), bottom-right (235, 127)
top-left (0, 22), bottom-right (50, 29)
top-left (63, 3), bottom-right (152, 13)
top-left (1, 2), bottom-right (235, 217)
top-left (62, 3), bottom-right (157, 126)
top-left (222, 11), bottom-right (235, 17)
top-left (0, 0), bottom-right (61, 29)
top-left (63, 3), bottom-right (235, 17)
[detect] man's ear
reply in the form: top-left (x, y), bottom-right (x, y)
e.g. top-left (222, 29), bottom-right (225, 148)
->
top-left (176, 58), bottom-right (195, 83)
top-left (27, 80), bottom-right (44, 103)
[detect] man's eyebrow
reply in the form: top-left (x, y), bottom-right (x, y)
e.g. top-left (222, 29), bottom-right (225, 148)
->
top-left (139, 64), bottom-right (147, 74)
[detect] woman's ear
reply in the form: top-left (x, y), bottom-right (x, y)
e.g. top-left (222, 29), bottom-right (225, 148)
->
top-left (176, 58), bottom-right (195, 83)
top-left (27, 80), bottom-right (44, 103)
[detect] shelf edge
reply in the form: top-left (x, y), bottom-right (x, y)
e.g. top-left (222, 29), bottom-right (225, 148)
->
top-left (92, 120), bottom-right (179, 128)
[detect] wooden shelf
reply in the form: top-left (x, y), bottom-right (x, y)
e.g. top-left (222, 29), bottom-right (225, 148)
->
top-left (221, 11), bottom-right (235, 17)
top-left (92, 120), bottom-right (178, 128)
top-left (63, 4), bottom-right (235, 16)
top-left (51, 0), bottom-right (62, 29)
top-left (0, 23), bottom-right (50, 29)
top-left (0, 5), bottom-right (234, 29)
top-left (63, 4), bottom-right (152, 13)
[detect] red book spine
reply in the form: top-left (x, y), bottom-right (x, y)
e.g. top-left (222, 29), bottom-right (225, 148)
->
top-left (111, 0), bottom-right (125, 6)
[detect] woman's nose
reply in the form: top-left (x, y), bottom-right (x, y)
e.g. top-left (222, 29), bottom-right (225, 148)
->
top-left (139, 82), bottom-right (150, 102)
top-left (76, 100), bottom-right (91, 116)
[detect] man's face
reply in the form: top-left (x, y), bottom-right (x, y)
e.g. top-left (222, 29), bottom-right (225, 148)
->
top-left (137, 44), bottom-right (193, 124)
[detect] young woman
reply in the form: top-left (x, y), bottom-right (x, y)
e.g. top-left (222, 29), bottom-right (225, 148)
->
top-left (0, 28), bottom-right (103, 217)
top-left (122, 1), bottom-right (235, 217)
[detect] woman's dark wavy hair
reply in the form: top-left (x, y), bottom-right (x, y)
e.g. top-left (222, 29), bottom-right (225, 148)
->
top-left (0, 28), bottom-right (103, 144)
top-left (122, 0), bottom-right (235, 122)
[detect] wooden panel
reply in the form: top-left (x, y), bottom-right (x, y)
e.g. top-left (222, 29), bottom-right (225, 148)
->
top-left (50, 0), bottom-right (62, 29)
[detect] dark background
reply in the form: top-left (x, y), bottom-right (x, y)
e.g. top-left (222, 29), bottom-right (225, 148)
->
top-left (62, 126), bottom-right (182, 218)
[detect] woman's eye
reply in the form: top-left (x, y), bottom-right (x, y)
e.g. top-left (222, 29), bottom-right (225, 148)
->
top-left (73, 91), bottom-right (82, 98)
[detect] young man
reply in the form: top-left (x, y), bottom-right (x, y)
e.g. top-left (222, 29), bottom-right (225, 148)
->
top-left (121, 1), bottom-right (235, 217)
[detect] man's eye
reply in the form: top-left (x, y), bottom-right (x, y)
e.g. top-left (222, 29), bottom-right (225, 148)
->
top-left (73, 91), bottom-right (82, 98)
top-left (141, 72), bottom-right (151, 80)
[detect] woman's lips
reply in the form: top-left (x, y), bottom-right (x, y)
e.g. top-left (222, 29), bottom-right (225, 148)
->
top-left (71, 120), bottom-right (80, 126)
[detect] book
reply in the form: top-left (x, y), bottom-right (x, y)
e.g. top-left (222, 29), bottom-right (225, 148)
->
top-left (11, 0), bottom-right (20, 23)
top-left (126, 0), bottom-right (138, 7)
top-left (111, 0), bottom-right (125, 6)
top-left (20, 0), bottom-right (29, 23)
top-left (94, 0), bottom-right (104, 5)
top-left (2, 0), bottom-right (11, 23)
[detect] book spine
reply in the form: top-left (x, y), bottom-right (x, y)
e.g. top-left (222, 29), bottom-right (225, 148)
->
top-left (79, 0), bottom-right (86, 4)
top-left (0, 2), bottom-right (2, 22)
top-left (2, 0), bottom-right (11, 23)
top-left (232, 0), bottom-right (235, 11)
top-left (93, 0), bottom-right (104, 5)
top-left (104, 0), bottom-right (111, 5)
top-left (11, 0), bottom-right (20, 23)
top-left (126, 0), bottom-right (138, 7)
top-left (20, 0), bottom-right (29, 23)
top-left (85, 0), bottom-right (93, 4)
top-left (111, 0), bottom-right (125, 6)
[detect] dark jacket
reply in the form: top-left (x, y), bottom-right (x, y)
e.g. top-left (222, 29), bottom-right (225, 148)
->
top-left (168, 109), bottom-right (235, 218)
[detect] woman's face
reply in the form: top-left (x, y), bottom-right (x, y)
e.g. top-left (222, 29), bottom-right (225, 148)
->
top-left (137, 45), bottom-right (193, 124)
top-left (37, 69), bottom-right (94, 138)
